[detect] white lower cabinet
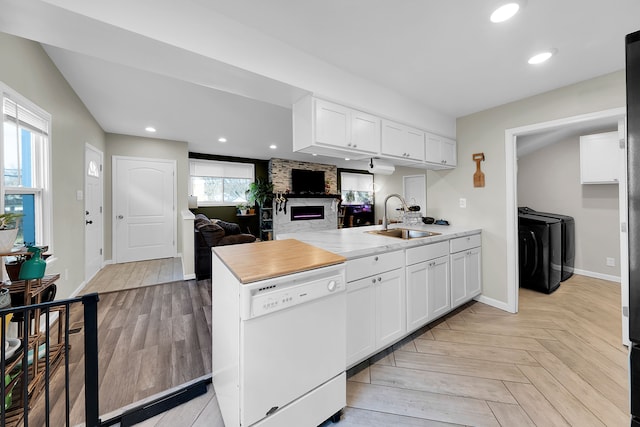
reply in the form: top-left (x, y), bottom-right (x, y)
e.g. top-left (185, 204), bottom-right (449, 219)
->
top-left (346, 234), bottom-right (481, 368)
top-left (406, 241), bottom-right (451, 333)
top-left (346, 250), bottom-right (406, 367)
top-left (450, 244), bottom-right (482, 308)
top-left (346, 278), bottom-right (376, 365)
top-left (375, 268), bottom-right (406, 349)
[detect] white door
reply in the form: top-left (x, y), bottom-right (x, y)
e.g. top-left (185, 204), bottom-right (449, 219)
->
top-left (404, 174), bottom-right (426, 214)
top-left (113, 156), bottom-right (176, 263)
top-left (84, 144), bottom-right (104, 281)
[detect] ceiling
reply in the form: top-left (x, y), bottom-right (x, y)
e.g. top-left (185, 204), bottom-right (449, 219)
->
top-left (1, 0), bottom-right (639, 167)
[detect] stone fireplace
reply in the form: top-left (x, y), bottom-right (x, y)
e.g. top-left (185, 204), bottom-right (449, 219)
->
top-left (272, 196), bottom-right (339, 238)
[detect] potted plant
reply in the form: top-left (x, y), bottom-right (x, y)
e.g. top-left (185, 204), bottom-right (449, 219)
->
top-left (246, 177), bottom-right (274, 208)
top-left (0, 213), bottom-right (22, 253)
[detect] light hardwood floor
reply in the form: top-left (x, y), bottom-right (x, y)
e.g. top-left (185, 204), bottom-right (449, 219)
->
top-left (142, 274), bottom-right (629, 427)
top-left (25, 275), bottom-right (211, 426)
top-left (80, 257), bottom-right (183, 294)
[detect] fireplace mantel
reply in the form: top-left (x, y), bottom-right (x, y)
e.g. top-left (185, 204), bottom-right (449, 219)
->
top-left (275, 193), bottom-right (341, 199)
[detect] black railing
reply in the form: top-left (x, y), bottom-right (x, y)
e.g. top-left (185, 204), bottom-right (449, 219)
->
top-left (0, 293), bottom-right (100, 427)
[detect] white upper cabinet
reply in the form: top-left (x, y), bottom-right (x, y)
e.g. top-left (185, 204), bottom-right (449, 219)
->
top-left (381, 120), bottom-right (425, 163)
top-left (579, 131), bottom-right (621, 184)
top-left (293, 96), bottom-right (379, 158)
top-left (293, 95), bottom-right (457, 169)
top-left (425, 133), bottom-right (457, 169)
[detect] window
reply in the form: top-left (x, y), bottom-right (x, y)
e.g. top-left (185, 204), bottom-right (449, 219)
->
top-left (1, 86), bottom-right (51, 248)
top-left (189, 159), bottom-right (254, 206)
top-left (340, 172), bottom-right (374, 205)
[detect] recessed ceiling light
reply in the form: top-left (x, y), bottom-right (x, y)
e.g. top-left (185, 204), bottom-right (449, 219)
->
top-left (145, 126), bottom-right (156, 133)
top-left (344, 158), bottom-right (350, 161)
top-left (490, 3), bottom-right (520, 23)
top-left (312, 153), bottom-right (318, 156)
top-left (218, 137), bottom-right (227, 143)
top-left (269, 144), bottom-right (277, 149)
top-left (528, 49), bottom-right (557, 65)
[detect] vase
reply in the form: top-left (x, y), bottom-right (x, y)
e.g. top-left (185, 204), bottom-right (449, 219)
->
top-left (4, 260), bottom-right (22, 281)
top-left (18, 246), bottom-right (46, 280)
top-left (0, 229), bottom-right (18, 253)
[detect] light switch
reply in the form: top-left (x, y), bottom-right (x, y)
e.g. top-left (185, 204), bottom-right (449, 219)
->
top-left (76, 190), bottom-right (84, 201)
top-left (459, 198), bottom-right (467, 208)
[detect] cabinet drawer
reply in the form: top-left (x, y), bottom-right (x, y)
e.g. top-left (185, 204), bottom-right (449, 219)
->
top-left (450, 234), bottom-right (481, 253)
top-left (347, 250), bottom-right (404, 282)
top-left (406, 241), bottom-right (449, 266)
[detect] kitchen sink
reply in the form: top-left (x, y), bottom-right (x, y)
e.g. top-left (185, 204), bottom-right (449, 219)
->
top-left (366, 228), bottom-right (441, 239)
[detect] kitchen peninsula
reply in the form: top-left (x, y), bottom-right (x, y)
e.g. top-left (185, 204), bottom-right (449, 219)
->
top-left (279, 223), bottom-right (482, 368)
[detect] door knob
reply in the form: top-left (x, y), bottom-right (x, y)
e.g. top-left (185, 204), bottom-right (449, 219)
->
top-left (86, 220), bottom-right (93, 225)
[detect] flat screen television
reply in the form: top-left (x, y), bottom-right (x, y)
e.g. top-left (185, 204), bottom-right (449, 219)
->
top-left (291, 169), bottom-right (325, 194)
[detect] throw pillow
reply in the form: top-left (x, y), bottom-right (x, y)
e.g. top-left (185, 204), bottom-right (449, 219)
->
top-left (212, 219), bottom-right (241, 235)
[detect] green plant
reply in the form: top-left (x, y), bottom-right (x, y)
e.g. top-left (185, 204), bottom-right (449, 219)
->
top-left (246, 177), bottom-right (274, 207)
top-left (0, 213), bottom-right (22, 230)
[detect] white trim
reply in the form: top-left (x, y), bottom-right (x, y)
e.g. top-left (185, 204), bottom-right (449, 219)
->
top-left (474, 294), bottom-right (512, 312)
top-left (505, 107), bottom-right (626, 315)
top-left (573, 269), bottom-right (621, 283)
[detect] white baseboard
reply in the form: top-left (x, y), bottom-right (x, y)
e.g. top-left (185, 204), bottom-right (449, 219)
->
top-left (474, 294), bottom-right (514, 313)
top-left (184, 273), bottom-right (196, 280)
top-left (70, 279), bottom-right (88, 298)
top-left (573, 269), bottom-right (621, 283)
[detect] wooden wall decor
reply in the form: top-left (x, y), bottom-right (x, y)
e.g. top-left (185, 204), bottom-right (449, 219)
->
top-left (473, 153), bottom-right (485, 187)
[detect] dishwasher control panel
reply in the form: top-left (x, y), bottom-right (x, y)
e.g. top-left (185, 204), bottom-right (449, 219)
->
top-left (241, 264), bottom-right (345, 319)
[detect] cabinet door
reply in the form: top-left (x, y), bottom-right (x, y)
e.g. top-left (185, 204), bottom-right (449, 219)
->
top-left (375, 268), bottom-right (406, 349)
top-left (425, 134), bottom-right (456, 168)
top-left (450, 250), bottom-right (467, 308)
top-left (315, 99), bottom-right (350, 147)
top-left (465, 247), bottom-right (482, 298)
top-left (579, 131), bottom-right (620, 184)
top-left (351, 110), bottom-right (380, 153)
top-left (381, 120), bottom-right (424, 161)
top-left (440, 137), bottom-right (457, 167)
top-left (406, 262), bottom-right (429, 332)
top-left (429, 255), bottom-right (451, 320)
top-left (451, 248), bottom-right (482, 308)
top-left (346, 277), bottom-right (376, 366)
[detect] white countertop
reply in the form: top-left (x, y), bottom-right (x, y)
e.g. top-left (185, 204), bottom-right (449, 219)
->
top-left (278, 224), bottom-right (481, 259)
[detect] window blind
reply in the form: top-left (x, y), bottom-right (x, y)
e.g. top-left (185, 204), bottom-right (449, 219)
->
top-left (189, 159), bottom-right (254, 179)
top-left (3, 96), bottom-right (49, 135)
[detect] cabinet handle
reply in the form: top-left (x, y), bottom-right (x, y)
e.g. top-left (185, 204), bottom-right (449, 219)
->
top-left (377, 277), bottom-right (382, 282)
top-left (374, 256), bottom-right (379, 261)
top-left (372, 278), bottom-right (377, 284)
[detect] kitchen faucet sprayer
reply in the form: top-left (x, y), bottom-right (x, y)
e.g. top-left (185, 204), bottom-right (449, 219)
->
top-left (382, 193), bottom-right (408, 230)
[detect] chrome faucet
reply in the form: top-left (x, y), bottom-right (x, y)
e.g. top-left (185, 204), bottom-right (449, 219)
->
top-left (382, 193), bottom-right (408, 230)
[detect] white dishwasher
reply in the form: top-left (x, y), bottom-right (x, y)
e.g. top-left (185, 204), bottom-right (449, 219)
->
top-left (213, 256), bottom-right (346, 427)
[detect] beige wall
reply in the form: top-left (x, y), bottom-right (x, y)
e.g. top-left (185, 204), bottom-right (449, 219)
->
top-left (0, 32), bottom-right (106, 298)
top-left (373, 166), bottom-right (429, 224)
top-left (518, 132), bottom-right (620, 278)
top-left (427, 71), bottom-right (625, 305)
top-left (104, 133), bottom-right (189, 261)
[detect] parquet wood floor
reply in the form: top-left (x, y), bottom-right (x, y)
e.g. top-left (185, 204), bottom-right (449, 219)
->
top-left (143, 274), bottom-right (628, 427)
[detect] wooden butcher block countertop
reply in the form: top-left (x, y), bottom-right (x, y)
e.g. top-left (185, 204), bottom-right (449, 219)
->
top-left (212, 239), bottom-right (346, 284)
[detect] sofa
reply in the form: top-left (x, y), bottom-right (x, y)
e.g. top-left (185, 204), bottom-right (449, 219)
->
top-left (194, 214), bottom-right (256, 280)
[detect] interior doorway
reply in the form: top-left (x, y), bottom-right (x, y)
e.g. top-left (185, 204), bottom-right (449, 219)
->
top-left (504, 107), bottom-right (628, 343)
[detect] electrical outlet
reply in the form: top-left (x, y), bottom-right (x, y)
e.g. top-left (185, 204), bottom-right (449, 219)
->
top-left (606, 257), bottom-right (615, 267)
top-left (459, 198), bottom-right (467, 208)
